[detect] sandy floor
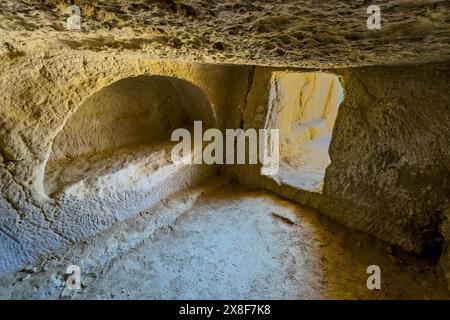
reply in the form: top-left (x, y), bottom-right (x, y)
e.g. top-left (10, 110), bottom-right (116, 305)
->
top-left (0, 182), bottom-right (448, 300)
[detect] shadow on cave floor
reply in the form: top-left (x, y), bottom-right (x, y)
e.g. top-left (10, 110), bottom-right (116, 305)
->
top-left (1, 182), bottom-right (448, 299)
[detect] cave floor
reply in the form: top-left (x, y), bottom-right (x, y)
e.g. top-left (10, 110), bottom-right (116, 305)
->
top-left (1, 183), bottom-right (448, 299)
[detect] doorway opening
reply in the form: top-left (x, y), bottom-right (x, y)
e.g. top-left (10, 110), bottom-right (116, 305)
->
top-left (266, 72), bottom-right (344, 193)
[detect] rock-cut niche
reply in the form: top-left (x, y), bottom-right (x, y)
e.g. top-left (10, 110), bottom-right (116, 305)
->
top-left (44, 75), bottom-right (215, 196)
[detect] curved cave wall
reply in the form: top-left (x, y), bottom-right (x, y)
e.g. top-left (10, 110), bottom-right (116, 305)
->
top-left (49, 75), bottom-right (215, 161)
top-left (44, 75), bottom-right (216, 196)
top-left (0, 60), bottom-right (252, 272)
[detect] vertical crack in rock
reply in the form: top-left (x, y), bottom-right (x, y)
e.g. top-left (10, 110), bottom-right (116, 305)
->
top-left (241, 65), bottom-right (256, 128)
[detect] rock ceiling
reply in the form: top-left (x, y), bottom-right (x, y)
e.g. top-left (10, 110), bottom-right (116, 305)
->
top-left (1, 0), bottom-right (450, 68)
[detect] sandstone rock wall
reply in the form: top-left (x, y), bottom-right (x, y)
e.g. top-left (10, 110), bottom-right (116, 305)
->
top-left (1, 49), bottom-right (449, 282)
top-left (0, 53), bottom-right (251, 272)
top-left (234, 62), bottom-right (450, 258)
top-left (327, 64), bottom-right (450, 255)
top-left (49, 75), bottom-right (214, 161)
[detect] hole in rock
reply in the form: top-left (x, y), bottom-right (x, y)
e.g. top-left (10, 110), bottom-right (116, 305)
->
top-left (267, 72), bottom-right (344, 193)
top-left (44, 75), bottom-right (215, 196)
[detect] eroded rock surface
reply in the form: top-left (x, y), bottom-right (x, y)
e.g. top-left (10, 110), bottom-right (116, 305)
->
top-left (0, 58), bottom-right (250, 272)
top-left (0, 0), bottom-right (449, 295)
top-left (236, 62), bottom-right (450, 257)
top-left (1, 1), bottom-right (450, 68)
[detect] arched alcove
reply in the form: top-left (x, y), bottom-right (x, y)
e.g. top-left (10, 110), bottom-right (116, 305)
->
top-left (44, 75), bottom-right (215, 196)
